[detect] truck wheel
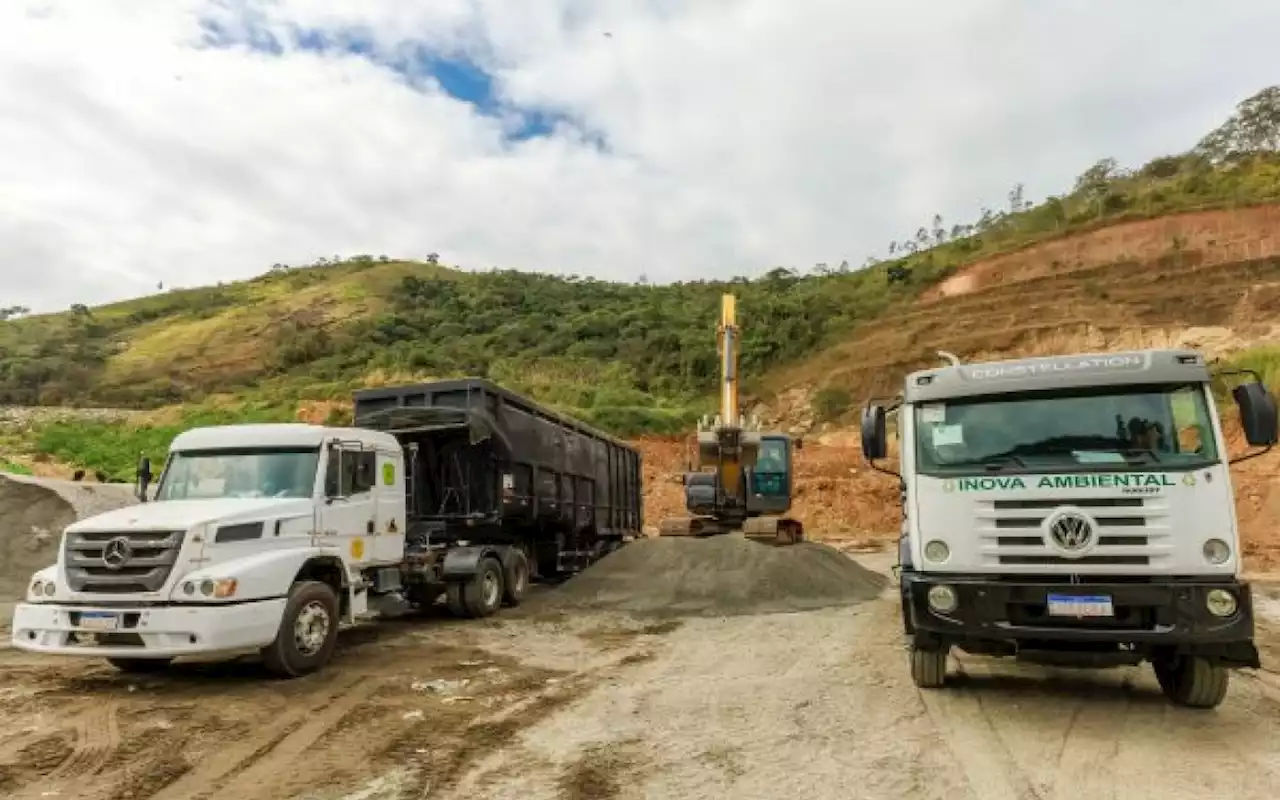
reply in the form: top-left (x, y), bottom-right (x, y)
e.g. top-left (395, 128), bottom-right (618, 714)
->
top-left (446, 557), bottom-right (505, 619)
top-left (910, 645), bottom-right (948, 688)
top-left (261, 580), bottom-right (340, 678)
top-left (1156, 656), bottom-right (1229, 709)
top-left (107, 657), bottom-right (172, 674)
top-left (502, 549), bottom-right (529, 607)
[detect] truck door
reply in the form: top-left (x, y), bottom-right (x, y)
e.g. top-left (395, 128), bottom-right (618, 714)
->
top-left (319, 442), bottom-right (378, 567)
top-left (371, 447), bottom-right (406, 562)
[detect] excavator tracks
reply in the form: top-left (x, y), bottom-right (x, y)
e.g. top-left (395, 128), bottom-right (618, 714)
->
top-left (657, 516), bottom-right (804, 546)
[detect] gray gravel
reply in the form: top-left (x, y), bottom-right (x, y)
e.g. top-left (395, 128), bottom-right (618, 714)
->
top-left (0, 474), bottom-right (138, 631)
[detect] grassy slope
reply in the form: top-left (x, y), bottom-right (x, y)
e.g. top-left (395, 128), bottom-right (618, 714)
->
top-left (7, 89), bottom-right (1280, 478)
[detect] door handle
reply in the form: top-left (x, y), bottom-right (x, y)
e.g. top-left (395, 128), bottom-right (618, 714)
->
top-left (366, 519), bottom-right (375, 534)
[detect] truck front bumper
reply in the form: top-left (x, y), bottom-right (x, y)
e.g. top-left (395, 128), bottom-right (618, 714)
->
top-left (10, 598), bottom-right (287, 659)
top-left (902, 573), bottom-right (1260, 668)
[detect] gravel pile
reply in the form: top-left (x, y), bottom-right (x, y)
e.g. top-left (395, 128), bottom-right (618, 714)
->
top-left (0, 474), bottom-right (137, 601)
top-left (537, 534), bottom-right (889, 618)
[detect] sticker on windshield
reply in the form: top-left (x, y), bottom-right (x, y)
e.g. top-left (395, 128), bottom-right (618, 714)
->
top-left (932, 424), bottom-right (964, 446)
top-left (1072, 450), bottom-right (1127, 464)
top-left (920, 403), bottom-right (946, 424)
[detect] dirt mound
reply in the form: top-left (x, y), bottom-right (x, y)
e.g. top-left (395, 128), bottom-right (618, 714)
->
top-left (536, 535), bottom-right (888, 618)
top-left (923, 204), bottom-right (1280, 302)
top-left (0, 474), bottom-right (138, 601)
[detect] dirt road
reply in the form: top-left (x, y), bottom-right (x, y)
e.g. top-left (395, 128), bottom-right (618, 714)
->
top-left (2, 555), bottom-right (1279, 800)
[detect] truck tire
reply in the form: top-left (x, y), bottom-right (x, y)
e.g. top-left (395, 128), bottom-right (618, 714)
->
top-left (445, 557), bottom-right (505, 619)
top-left (1155, 656), bottom-right (1229, 709)
top-left (261, 580), bottom-right (340, 678)
top-left (502, 549), bottom-right (529, 607)
top-left (107, 657), bottom-right (173, 674)
top-left (910, 645), bottom-right (948, 689)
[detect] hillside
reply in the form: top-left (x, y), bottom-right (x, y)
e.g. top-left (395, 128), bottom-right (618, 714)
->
top-left (4, 85), bottom-right (1280, 569)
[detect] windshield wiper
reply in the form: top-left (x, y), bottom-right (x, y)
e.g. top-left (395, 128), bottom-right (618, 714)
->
top-left (979, 453), bottom-right (1028, 471)
top-left (1120, 448), bottom-right (1162, 463)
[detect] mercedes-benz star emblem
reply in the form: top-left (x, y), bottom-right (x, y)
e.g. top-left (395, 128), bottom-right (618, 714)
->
top-left (101, 536), bottom-right (133, 570)
top-left (1046, 511), bottom-right (1095, 555)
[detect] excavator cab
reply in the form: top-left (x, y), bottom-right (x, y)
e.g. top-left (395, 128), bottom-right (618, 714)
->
top-left (746, 434), bottom-right (795, 510)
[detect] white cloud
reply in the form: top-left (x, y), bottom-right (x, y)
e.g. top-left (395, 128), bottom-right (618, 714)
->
top-left (1, 0), bottom-right (1277, 312)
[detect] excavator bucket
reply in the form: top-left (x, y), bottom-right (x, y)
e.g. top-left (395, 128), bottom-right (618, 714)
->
top-left (741, 516), bottom-right (805, 546)
top-left (658, 516), bottom-right (703, 537)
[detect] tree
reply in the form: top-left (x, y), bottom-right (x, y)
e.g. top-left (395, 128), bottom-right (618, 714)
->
top-left (1073, 158), bottom-right (1118, 196)
top-left (1008, 183), bottom-right (1026, 213)
top-left (0, 305), bottom-right (30, 321)
top-left (425, 252), bottom-right (440, 265)
top-left (1195, 85), bottom-right (1280, 163)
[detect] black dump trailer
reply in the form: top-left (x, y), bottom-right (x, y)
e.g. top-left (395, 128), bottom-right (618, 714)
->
top-left (353, 379), bottom-right (643, 614)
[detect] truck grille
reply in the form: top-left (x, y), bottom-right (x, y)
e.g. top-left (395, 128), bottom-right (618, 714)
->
top-left (977, 497), bottom-right (1167, 569)
top-left (63, 530), bottom-right (185, 594)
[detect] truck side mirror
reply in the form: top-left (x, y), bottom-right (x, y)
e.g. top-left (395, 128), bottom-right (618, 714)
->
top-left (135, 456), bottom-right (152, 503)
top-left (793, 437), bottom-right (804, 451)
top-left (861, 405), bottom-right (888, 461)
top-left (1233, 382), bottom-right (1278, 447)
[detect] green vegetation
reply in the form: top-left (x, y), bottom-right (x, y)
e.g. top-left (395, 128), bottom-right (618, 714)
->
top-left (5, 86), bottom-right (1280, 478)
top-left (0, 460), bottom-right (32, 476)
top-left (32, 404), bottom-right (296, 483)
top-left (1219, 345), bottom-right (1280, 394)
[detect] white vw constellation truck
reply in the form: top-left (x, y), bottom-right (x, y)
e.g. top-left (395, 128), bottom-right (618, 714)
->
top-left (860, 348), bottom-right (1277, 708)
top-left (10, 379), bottom-right (642, 677)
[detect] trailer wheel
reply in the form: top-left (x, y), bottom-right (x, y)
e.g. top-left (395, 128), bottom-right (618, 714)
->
top-left (1155, 656), bottom-right (1229, 709)
top-left (446, 557), bottom-right (505, 619)
top-left (502, 549), bottom-right (529, 607)
top-left (107, 657), bottom-right (172, 674)
top-left (261, 580), bottom-right (340, 678)
top-left (445, 582), bottom-right (468, 617)
top-left (910, 644), bottom-right (948, 689)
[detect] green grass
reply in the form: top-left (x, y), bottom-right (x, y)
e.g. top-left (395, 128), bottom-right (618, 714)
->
top-left (33, 403), bottom-right (297, 482)
top-left (0, 460), bottom-right (32, 476)
top-left (1221, 345), bottom-right (1280, 390)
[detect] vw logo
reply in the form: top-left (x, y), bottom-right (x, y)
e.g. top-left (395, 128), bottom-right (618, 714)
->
top-left (1044, 509), bottom-right (1096, 557)
top-left (101, 536), bottom-right (133, 570)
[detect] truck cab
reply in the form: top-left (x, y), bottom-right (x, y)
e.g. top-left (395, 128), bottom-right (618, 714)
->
top-left (12, 423), bottom-right (412, 677)
top-left (860, 349), bottom-right (1277, 709)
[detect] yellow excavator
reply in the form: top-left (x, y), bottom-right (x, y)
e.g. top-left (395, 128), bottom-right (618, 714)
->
top-left (658, 293), bottom-right (805, 545)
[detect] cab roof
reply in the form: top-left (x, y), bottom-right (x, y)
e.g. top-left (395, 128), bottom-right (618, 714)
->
top-left (169, 423), bottom-right (400, 452)
top-left (903, 348), bottom-right (1211, 404)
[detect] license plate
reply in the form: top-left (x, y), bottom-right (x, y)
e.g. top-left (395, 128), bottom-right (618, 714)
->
top-left (1046, 594), bottom-right (1114, 617)
top-left (78, 612), bottom-right (120, 631)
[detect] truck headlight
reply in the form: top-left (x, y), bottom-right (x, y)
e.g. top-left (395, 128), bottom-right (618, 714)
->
top-left (30, 579), bottom-right (55, 599)
top-left (180, 578), bottom-right (238, 599)
top-left (1203, 539), bottom-right (1231, 565)
top-left (43, 581), bottom-right (55, 597)
top-left (1205, 588), bottom-right (1238, 617)
top-left (927, 584), bottom-right (958, 613)
top-left (924, 540), bottom-right (950, 563)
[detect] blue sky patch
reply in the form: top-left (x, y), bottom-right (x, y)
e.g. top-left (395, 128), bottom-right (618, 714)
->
top-left (194, 10), bottom-right (606, 147)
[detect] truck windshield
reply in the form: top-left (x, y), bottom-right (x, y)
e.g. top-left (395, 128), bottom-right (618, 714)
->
top-left (156, 447), bottom-right (321, 500)
top-left (914, 382), bottom-right (1219, 475)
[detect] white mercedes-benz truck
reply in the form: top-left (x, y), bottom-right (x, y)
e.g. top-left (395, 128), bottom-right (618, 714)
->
top-left (860, 348), bottom-right (1277, 709)
top-left (10, 379), bottom-right (642, 677)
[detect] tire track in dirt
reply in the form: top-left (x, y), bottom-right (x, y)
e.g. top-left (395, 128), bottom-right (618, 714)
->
top-left (918, 659), bottom-right (1041, 800)
top-left (149, 674), bottom-right (375, 800)
top-left (6, 701), bottom-right (121, 800)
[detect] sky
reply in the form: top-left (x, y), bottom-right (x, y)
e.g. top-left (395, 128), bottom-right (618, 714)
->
top-left (2, 1), bottom-right (1278, 313)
